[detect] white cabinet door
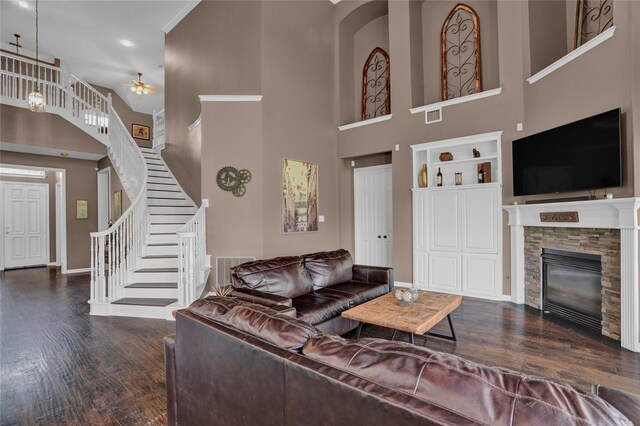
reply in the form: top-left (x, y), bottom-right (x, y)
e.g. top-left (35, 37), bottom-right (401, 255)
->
top-left (429, 252), bottom-right (460, 292)
top-left (462, 254), bottom-right (498, 297)
top-left (462, 187), bottom-right (498, 254)
top-left (429, 190), bottom-right (459, 252)
top-left (413, 251), bottom-right (428, 289)
top-left (413, 191), bottom-right (428, 252)
top-left (2, 182), bottom-right (49, 269)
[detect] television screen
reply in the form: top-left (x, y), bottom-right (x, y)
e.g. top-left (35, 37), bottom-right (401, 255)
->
top-left (512, 108), bottom-right (621, 197)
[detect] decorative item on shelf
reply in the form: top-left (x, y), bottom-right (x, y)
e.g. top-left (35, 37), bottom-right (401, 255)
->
top-left (477, 162), bottom-right (491, 183)
top-left (394, 287), bottom-right (420, 307)
top-left (436, 167), bottom-right (443, 187)
top-left (76, 199), bottom-right (88, 220)
top-left (441, 3), bottom-right (482, 100)
top-left (361, 47), bottom-right (391, 120)
top-left (473, 148), bottom-right (480, 158)
top-left (132, 123), bottom-right (150, 141)
top-left (439, 152), bottom-right (453, 162)
top-left (477, 165), bottom-right (485, 184)
top-left (574, 0), bottom-right (613, 48)
top-left (216, 166), bottom-right (252, 197)
top-left (418, 163), bottom-right (428, 188)
top-left (282, 158), bottom-right (318, 233)
top-left (455, 172), bottom-right (462, 186)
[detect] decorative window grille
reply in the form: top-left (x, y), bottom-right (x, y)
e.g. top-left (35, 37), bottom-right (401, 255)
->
top-left (574, 0), bottom-right (613, 48)
top-left (361, 47), bottom-right (390, 121)
top-left (441, 3), bottom-right (482, 101)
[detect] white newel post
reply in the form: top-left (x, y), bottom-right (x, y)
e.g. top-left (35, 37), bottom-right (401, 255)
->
top-left (503, 198), bottom-right (640, 352)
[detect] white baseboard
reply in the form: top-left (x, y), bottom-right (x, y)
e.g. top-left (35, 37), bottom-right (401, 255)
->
top-left (63, 267), bottom-right (91, 275)
top-left (500, 294), bottom-right (513, 302)
top-left (394, 281), bottom-right (413, 288)
top-left (47, 262), bottom-right (60, 267)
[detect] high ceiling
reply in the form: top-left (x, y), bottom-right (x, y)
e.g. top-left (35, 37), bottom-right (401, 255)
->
top-left (0, 0), bottom-right (193, 114)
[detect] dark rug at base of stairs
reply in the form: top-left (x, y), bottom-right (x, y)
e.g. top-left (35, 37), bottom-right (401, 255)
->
top-left (111, 298), bottom-right (177, 307)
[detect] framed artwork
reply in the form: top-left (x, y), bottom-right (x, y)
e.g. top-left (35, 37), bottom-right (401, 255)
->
top-left (282, 158), bottom-right (318, 234)
top-left (76, 199), bottom-right (88, 220)
top-left (113, 190), bottom-right (122, 220)
top-left (132, 123), bottom-right (150, 141)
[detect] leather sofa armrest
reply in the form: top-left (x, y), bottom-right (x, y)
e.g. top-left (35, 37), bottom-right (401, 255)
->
top-left (269, 305), bottom-right (297, 318)
top-left (352, 264), bottom-right (395, 292)
top-left (230, 288), bottom-right (293, 307)
top-left (164, 334), bottom-right (177, 426)
top-left (592, 384), bottom-right (640, 424)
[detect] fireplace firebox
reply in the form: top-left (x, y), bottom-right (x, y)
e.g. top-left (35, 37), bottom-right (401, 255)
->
top-left (541, 249), bottom-right (602, 331)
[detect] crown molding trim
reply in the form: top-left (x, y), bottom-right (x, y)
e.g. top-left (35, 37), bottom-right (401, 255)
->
top-left (199, 95), bottom-right (264, 102)
top-left (163, 0), bottom-right (202, 34)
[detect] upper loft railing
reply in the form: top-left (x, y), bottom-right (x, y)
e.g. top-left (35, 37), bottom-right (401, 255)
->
top-left (0, 51), bottom-right (109, 145)
top-left (0, 51), bottom-right (150, 308)
top-left (153, 109), bottom-right (165, 150)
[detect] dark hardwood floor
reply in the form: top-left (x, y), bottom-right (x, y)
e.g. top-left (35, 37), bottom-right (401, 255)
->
top-left (1, 268), bottom-right (639, 425)
top-left (0, 267), bottom-right (174, 425)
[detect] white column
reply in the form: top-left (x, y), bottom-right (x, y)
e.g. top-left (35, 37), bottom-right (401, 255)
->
top-left (620, 229), bottom-right (639, 351)
top-left (510, 224), bottom-right (525, 304)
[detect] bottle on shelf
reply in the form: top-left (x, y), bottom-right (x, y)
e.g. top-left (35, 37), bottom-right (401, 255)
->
top-left (477, 165), bottom-right (485, 184)
top-left (436, 168), bottom-right (443, 187)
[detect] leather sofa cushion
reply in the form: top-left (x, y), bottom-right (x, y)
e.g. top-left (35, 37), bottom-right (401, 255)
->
top-left (316, 281), bottom-right (388, 307)
top-left (218, 303), bottom-right (320, 352)
top-left (230, 256), bottom-right (314, 299)
top-left (291, 293), bottom-right (351, 325)
top-left (303, 335), bottom-right (631, 426)
top-left (593, 385), bottom-right (640, 425)
top-left (303, 249), bottom-right (353, 289)
top-left (187, 297), bottom-right (247, 320)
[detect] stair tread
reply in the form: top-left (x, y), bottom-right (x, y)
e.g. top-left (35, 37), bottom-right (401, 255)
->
top-left (126, 283), bottom-right (177, 289)
top-left (111, 298), bottom-right (177, 307)
top-left (146, 243), bottom-right (179, 247)
top-left (135, 268), bottom-right (179, 273)
top-left (143, 255), bottom-right (178, 259)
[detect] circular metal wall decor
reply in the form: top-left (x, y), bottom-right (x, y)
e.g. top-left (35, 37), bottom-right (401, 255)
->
top-left (216, 166), bottom-right (252, 197)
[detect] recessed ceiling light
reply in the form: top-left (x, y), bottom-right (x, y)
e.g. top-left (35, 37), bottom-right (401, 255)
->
top-left (17, 1), bottom-right (30, 9)
top-left (120, 39), bottom-right (134, 47)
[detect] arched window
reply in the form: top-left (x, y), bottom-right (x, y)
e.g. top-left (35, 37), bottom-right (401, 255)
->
top-left (361, 47), bottom-right (390, 121)
top-left (574, 0), bottom-right (613, 48)
top-left (441, 3), bottom-right (482, 101)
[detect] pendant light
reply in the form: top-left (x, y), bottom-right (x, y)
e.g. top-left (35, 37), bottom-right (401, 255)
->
top-left (28, 0), bottom-right (45, 112)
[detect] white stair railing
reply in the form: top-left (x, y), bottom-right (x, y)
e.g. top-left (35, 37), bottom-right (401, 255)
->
top-left (152, 109), bottom-right (165, 150)
top-left (0, 51), bottom-right (108, 144)
top-left (89, 105), bottom-right (148, 305)
top-left (177, 199), bottom-right (209, 306)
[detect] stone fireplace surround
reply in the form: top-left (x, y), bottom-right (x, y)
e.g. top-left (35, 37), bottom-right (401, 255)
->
top-left (524, 227), bottom-right (620, 340)
top-left (504, 198), bottom-right (640, 352)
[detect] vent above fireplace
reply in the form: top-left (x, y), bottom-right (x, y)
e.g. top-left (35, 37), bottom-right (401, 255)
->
top-left (541, 249), bottom-right (602, 331)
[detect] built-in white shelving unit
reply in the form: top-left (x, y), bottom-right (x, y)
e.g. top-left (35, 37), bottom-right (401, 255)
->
top-left (410, 131), bottom-right (504, 300)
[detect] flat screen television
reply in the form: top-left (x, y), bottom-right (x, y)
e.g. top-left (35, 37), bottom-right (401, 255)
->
top-left (512, 108), bottom-right (622, 197)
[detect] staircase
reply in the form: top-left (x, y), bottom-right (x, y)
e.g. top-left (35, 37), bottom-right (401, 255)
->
top-left (0, 51), bottom-right (210, 320)
top-left (104, 147), bottom-right (203, 319)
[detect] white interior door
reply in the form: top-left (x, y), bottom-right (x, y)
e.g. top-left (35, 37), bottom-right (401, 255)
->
top-left (2, 182), bottom-right (49, 269)
top-left (354, 164), bottom-right (393, 267)
top-left (97, 168), bottom-right (110, 231)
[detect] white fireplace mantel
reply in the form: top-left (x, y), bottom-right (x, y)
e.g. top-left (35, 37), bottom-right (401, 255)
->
top-left (503, 198), bottom-right (640, 352)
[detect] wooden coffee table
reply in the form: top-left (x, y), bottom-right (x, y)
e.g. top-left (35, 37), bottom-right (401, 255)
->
top-left (341, 290), bottom-right (462, 345)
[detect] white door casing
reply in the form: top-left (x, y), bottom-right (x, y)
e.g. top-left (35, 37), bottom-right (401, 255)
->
top-left (2, 182), bottom-right (49, 268)
top-left (354, 164), bottom-right (393, 267)
top-left (55, 181), bottom-right (62, 265)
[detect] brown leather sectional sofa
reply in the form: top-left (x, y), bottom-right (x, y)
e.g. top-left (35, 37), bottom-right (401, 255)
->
top-left (165, 296), bottom-right (639, 425)
top-left (228, 249), bottom-right (394, 335)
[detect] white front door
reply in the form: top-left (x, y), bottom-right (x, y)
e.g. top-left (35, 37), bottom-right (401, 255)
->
top-left (2, 182), bottom-right (49, 269)
top-left (354, 164), bottom-right (393, 267)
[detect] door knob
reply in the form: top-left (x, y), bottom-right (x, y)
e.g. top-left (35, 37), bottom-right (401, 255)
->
top-left (383, 235), bottom-right (387, 239)
top-left (377, 235), bottom-right (381, 239)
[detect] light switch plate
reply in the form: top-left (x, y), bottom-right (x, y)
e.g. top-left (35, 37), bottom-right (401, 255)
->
top-left (395, 144), bottom-right (400, 151)
top-left (351, 160), bottom-right (355, 167)
top-left (319, 215), bottom-right (325, 223)
top-left (516, 123), bottom-right (524, 132)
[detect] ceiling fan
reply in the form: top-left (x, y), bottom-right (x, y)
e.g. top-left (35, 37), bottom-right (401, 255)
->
top-left (127, 72), bottom-right (157, 96)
